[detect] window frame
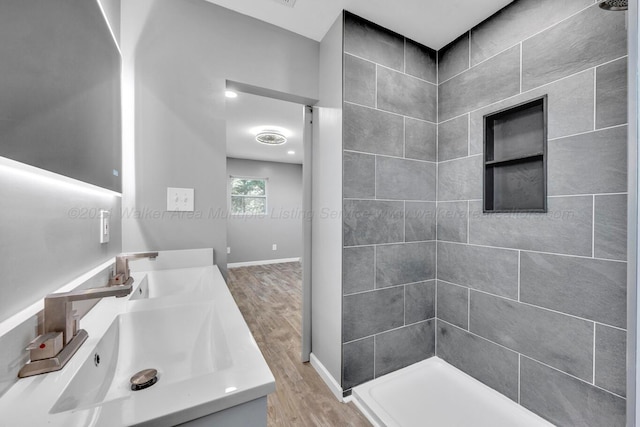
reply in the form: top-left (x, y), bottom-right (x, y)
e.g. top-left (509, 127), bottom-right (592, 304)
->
top-left (229, 176), bottom-right (269, 216)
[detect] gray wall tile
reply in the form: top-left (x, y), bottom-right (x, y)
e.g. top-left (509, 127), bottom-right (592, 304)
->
top-left (405, 201), bottom-right (436, 242)
top-left (344, 12), bottom-right (404, 71)
top-left (405, 118), bottom-right (436, 162)
top-left (376, 242), bottom-right (436, 287)
top-left (343, 151), bottom-right (375, 199)
top-left (377, 66), bottom-right (437, 122)
top-left (437, 242), bottom-right (518, 299)
top-left (344, 103), bottom-right (404, 156)
top-left (522, 4), bottom-right (627, 91)
top-left (470, 0), bottom-right (593, 66)
top-left (344, 54), bottom-right (376, 107)
top-left (437, 201), bottom-right (468, 243)
top-left (470, 291), bottom-right (594, 380)
top-left (548, 126), bottom-right (627, 196)
top-left (343, 287), bottom-right (404, 342)
top-left (595, 324), bottom-right (626, 397)
top-left (439, 46), bottom-right (520, 122)
top-left (596, 57), bottom-right (628, 129)
top-left (375, 320), bottom-right (435, 376)
top-left (469, 69), bottom-right (595, 153)
top-left (436, 281), bottom-right (469, 329)
top-left (405, 39), bottom-right (437, 84)
top-left (521, 357), bottom-right (626, 427)
top-left (520, 252), bottom-right (626, 328)
top-left (595, 194), bottom-right (627, 261)
top-left (343, 246), bottom-right (375, 295)
top-left (438, 32), bottom-right (469, 83)
top-left (437, 321), bottom-right (519, 401)
top-left (437, 155), bottom-right (483, 201)
top-left (406, 280), bottom-right (436, 324)
top-left (342, 337), bottom-right (374, 389)
top-left (468, 197), bottom-right (593, 256)
top-left (376, 156), bottom-right (436, 201)
top-left (343, 200), bottom-right (404, 246)
top-left (438, 115), bottom-right (469, 161)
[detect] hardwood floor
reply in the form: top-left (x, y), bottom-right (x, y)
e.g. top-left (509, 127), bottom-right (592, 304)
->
top-left (227, 262), bottom-right (371, 427)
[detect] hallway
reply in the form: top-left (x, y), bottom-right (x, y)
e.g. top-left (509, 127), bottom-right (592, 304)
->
top-left (227, 262), bottom-right (370, 427)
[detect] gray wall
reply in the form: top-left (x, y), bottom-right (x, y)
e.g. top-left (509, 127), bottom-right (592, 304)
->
top-left (341, 12), bottom-right (438, 391)
top-left (0, 1), bottom-right (122, 324)
top-left (121, 0), bottom-right (319, 274)
top-left (311, 13), bottom-right (344, 385)
top-left (227, 158), bottom-right (303, 264)
top-left (436, 1), bottom-right (627, 426)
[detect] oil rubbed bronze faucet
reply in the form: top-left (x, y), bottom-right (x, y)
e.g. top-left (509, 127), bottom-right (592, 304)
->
top-left (18, 252), bottom-right (159, 378)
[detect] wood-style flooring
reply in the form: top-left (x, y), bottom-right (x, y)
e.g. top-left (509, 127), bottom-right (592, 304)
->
top-left (227, 262), bottom-right (371, 427)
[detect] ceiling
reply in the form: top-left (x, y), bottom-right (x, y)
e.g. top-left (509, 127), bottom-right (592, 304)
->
top-left (226, 91), bottom-right (305, 164)
top-left (205, 0), bottom-right (513, 50)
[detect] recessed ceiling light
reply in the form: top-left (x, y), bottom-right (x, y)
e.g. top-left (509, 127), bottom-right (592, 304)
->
top-left (256, 131), bottom-right (287, 145)
top-left (225, 90), bottom-right (238, 98)
top-left (287, 151), bottom-right (295, 155)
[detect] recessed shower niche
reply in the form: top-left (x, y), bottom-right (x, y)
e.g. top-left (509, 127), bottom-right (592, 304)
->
top-left (484, 96), bottom-right (547, 212)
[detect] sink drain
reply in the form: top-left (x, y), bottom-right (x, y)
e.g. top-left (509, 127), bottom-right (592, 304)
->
top-left (130, 368), bottom-right (158, 391)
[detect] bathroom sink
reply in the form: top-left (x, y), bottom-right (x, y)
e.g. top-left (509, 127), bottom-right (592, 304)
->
top-left (51, 302), bottom-right (232, 414)
top-left (130, 267), bottom-right (215, 300)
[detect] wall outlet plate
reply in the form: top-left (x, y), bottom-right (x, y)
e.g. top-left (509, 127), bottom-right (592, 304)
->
top-left (167, 187), bottom-right (195, 212)
top-left (99, 210), bottom-right (110, 244)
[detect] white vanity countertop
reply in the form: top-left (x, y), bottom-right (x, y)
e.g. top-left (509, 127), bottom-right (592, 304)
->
top-left (0, 265), bottom-right (275, 427)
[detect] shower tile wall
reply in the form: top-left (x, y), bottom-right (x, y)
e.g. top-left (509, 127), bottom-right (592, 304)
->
top-left (341, 12), bottom-right (438, 391)
top-left (436, 1), bottom-right (627, 426)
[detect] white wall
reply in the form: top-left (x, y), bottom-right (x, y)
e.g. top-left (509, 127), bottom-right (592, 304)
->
top-left (120, 0), bottom-right (319, 275)
top-left (311, 13), bottom-right (344, 387)
top-left (227, 158), bottom-right (303, 264)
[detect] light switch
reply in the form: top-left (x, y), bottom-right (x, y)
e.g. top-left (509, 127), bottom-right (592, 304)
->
top-left (100, 210), bottom-right (110, 244)
top-left (167, 187), bottom-right (195, 212)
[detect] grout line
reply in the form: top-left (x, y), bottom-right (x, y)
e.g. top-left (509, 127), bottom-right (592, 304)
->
top-left (592, 195), bottom-right (596, 258)
top-left (437, 2), bottom-right (598, 86)
top-left (548, 192), bottom-right (628, 198)
top-left (439, 60), bottom-right (627, 122)
top-left (518, 355), bottom-right (521, 404)
top-left (373, 245), bottom-right (377, 290)
top-left (521, 354), bottom-right (626, 400)
top-left (438, 279), bottom-right (626, 329)
top-left (344, 148), bottom-right (437, 164)
top-left (345, 52), bottom-right (438, 86)
top-left (437, 153), bottom-right (483, 165)
top-left (439, 319), bottom-right (627, 400)
top-left (517, 251), bottom-right (521, 301)
top-left (437, 240), bottom-right (627, 264)
top-left (403, 117), bottom-right (406, 158)
top-left (345, 279), bottom-right (436, 297)
top-left (344, 318), bottom-right (435, 346)
top-left (595, 321), bottom-right (627, 332)
top-left (344, 240), bottom-right (438, 250)
top-left (593, 67), bottom-right (597, 130)
top-left (519, 42), bottom-right (523, 94)
top-left (374, 156), bottom-right (377, 200)
top-left (344, 197), bottom-right (436, 203)
top-left (467, 287), bottom-right (471, 330)
top-left (592, 324), bottom-right (597, 384)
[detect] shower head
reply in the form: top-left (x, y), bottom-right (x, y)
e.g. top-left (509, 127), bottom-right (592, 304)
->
top-left (598, 0), bottom-right (628, 11)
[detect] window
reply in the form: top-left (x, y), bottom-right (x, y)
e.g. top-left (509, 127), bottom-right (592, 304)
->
top-left (484, 95), bottom-right (547, 212)
top-left (230, 177), bottom-right (267, 215)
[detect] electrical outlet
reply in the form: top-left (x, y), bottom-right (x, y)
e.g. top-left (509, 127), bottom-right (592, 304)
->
top-left (272, 244), bottom-right (277, 251)
top-left (167, 187), bottom-right (195, 212)
top-left (99, 210), bottom-right (110, 244)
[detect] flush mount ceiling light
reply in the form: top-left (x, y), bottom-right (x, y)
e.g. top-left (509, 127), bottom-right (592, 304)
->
top-left (287, 150), bottom-right (295, 155)
top-left (225, 90), bottom-right (238, 98)
top-left (256, 131), bottom-right (287, 145)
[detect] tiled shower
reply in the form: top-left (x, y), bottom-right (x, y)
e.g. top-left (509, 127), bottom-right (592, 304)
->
top-left (340, 0), bottom-right (628, 425)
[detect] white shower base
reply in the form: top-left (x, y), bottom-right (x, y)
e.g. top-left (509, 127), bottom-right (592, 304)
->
top-left (351, 357), bottom-right (554, 427)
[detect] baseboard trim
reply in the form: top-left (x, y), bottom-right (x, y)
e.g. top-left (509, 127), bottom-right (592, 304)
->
top-left (310, 353), bottom-right (343, 402)
top-left (227, 257), bottom-right (301, 268)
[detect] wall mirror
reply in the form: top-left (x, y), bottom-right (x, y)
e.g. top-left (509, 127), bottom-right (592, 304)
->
top-left (0, 0), bottom-right (122, 192)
